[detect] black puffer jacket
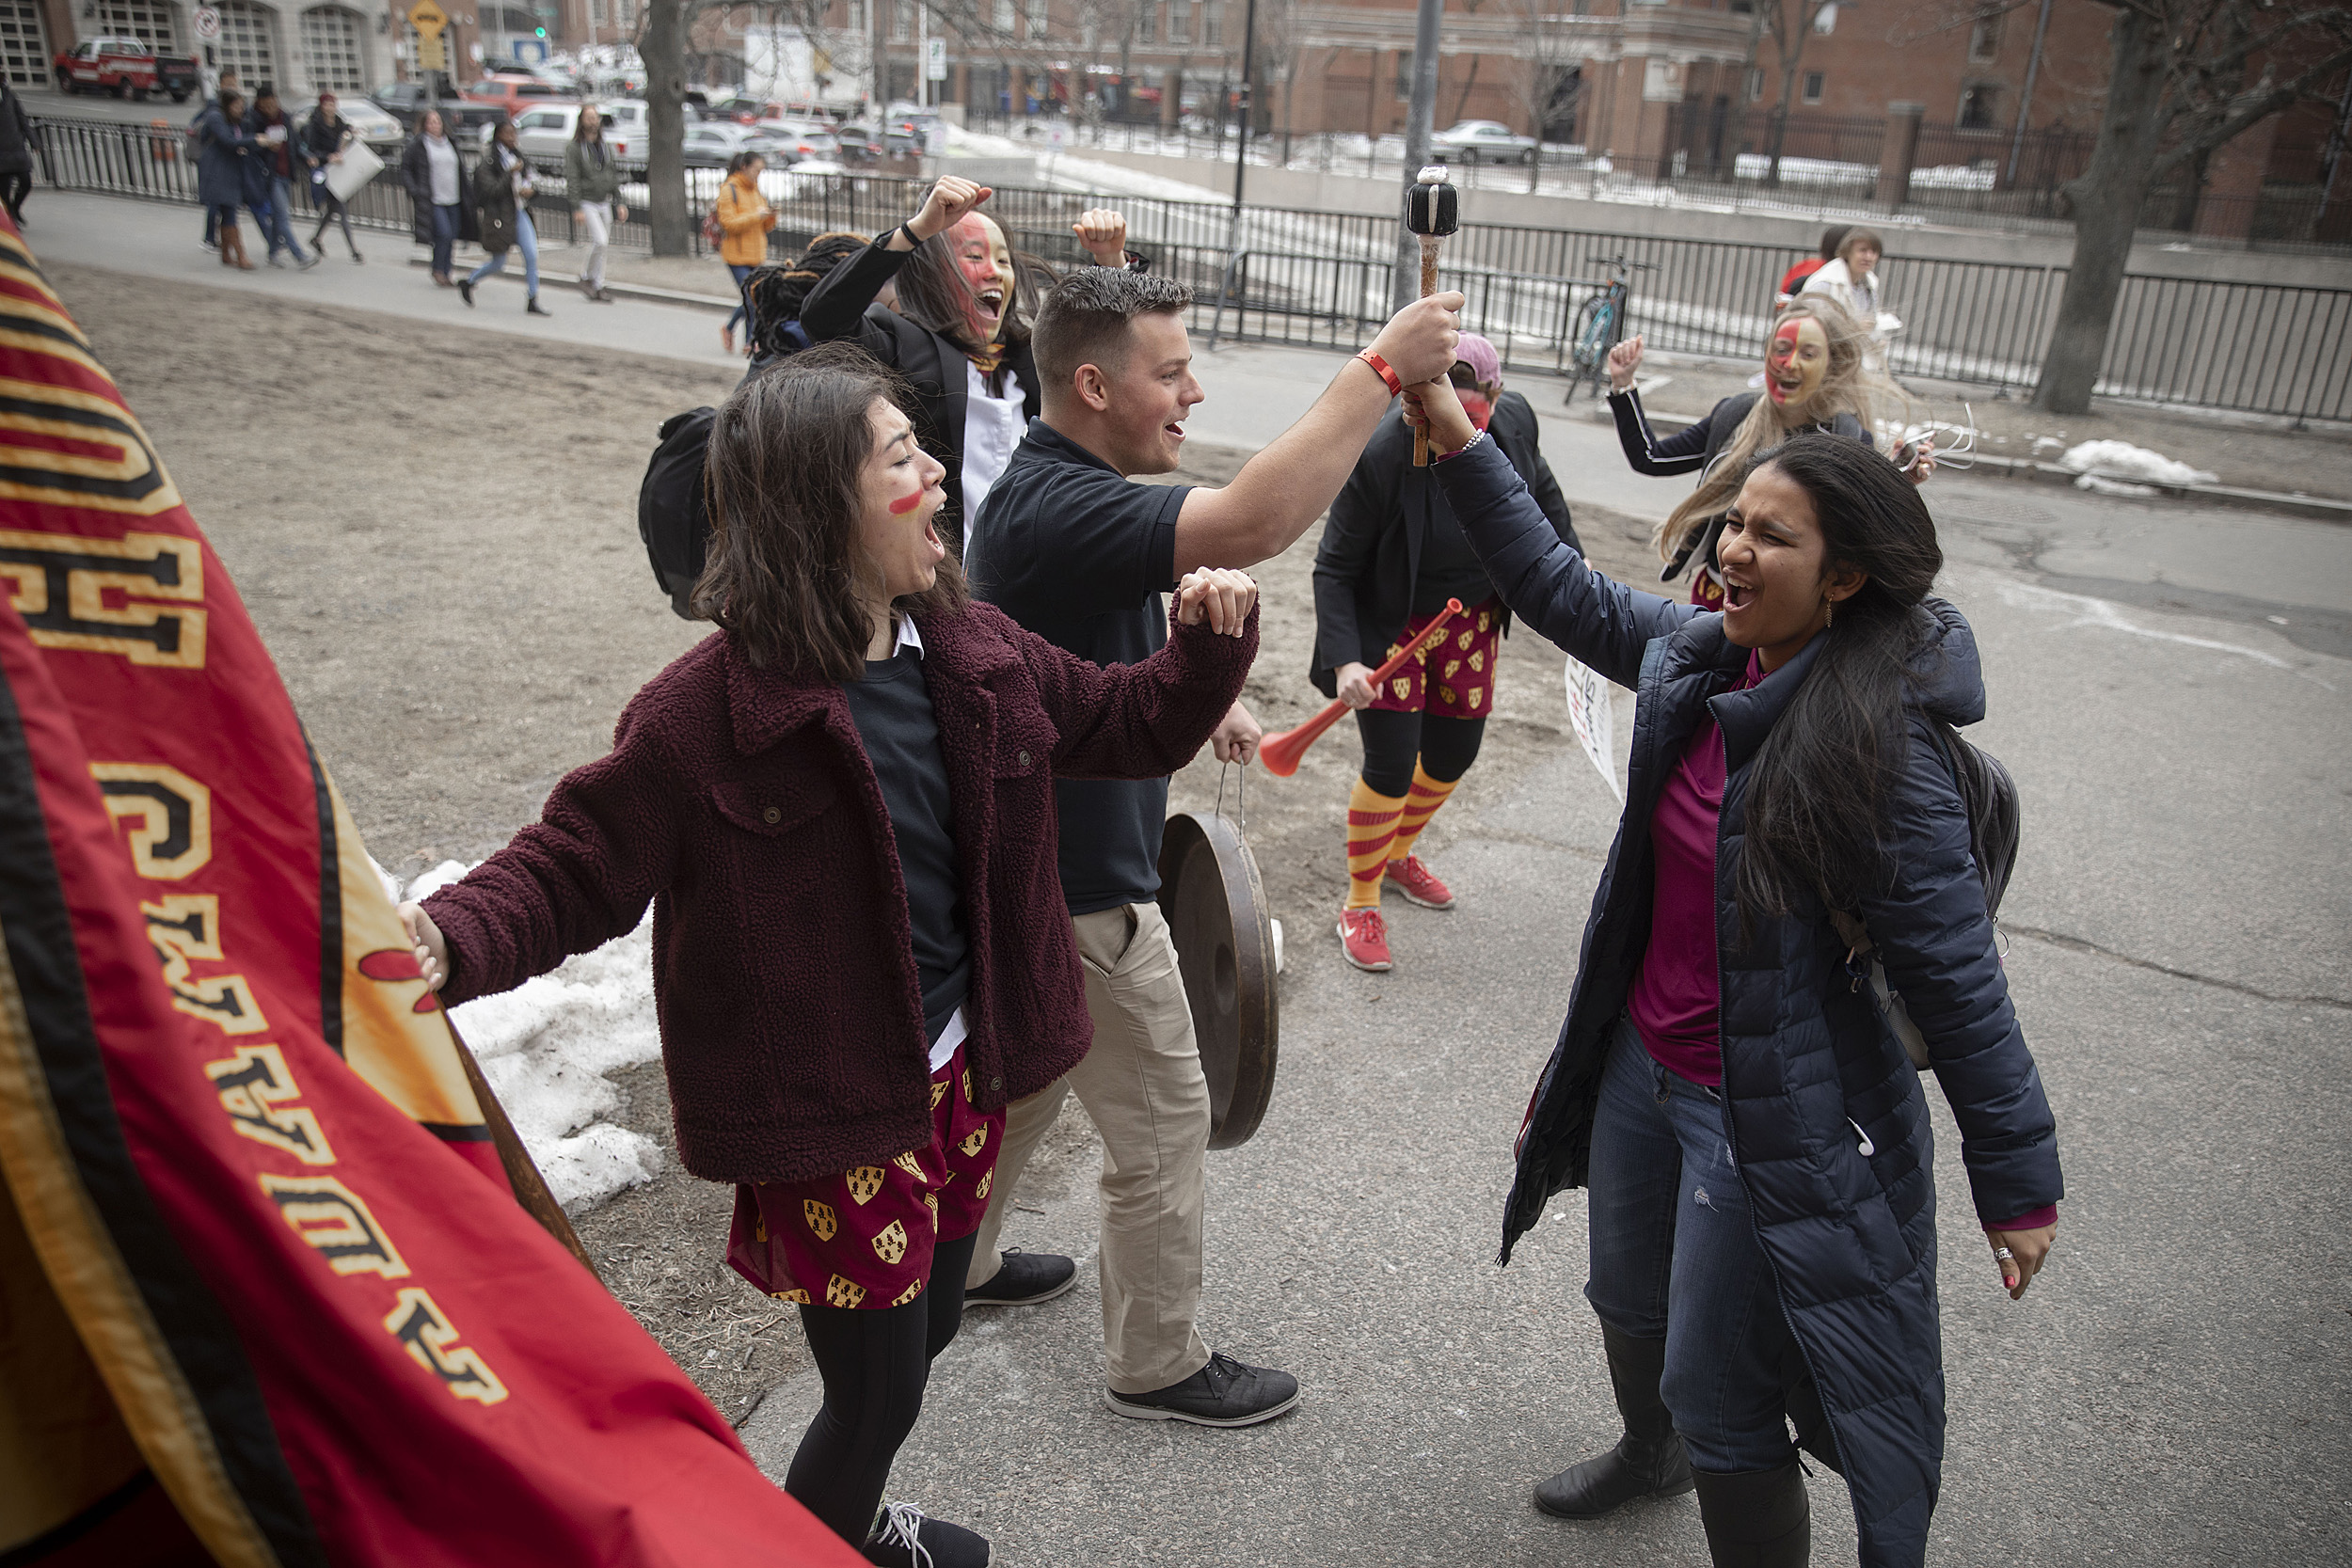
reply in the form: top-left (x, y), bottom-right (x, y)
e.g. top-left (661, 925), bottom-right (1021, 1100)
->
top-left (1432, 436), bottom-right (2062, 1568)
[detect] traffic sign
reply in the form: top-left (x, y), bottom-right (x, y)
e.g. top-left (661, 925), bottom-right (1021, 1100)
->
top-left (407, 0), bottom-right (448, 38)
top-left (192, 7), bottom-right (220, 40)
top-left (924, 38), bottom-right (946, 81)
top-left (416, 32), bottom-right (447, 71)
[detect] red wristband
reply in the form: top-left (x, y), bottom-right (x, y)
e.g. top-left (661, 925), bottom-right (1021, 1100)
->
top-left (1356, 349), bottom-right (1404, 397)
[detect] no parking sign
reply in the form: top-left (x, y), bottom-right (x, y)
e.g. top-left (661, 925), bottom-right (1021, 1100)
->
top-left (192, 6), bottom-right (220, 39)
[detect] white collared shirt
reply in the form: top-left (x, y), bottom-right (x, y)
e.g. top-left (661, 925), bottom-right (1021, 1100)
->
top-left (960, 359), bottom-right (1025, 526)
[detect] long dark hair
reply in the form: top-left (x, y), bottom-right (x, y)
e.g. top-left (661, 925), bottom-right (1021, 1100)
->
top-left (746, 230), bottom-right (867, 358)
top-left (1732, 433), bottom-right (1945, 932)
top-left (890, 216), bottom-right (1051, 355)
top-left (696, 342), bottom-right (966, 679)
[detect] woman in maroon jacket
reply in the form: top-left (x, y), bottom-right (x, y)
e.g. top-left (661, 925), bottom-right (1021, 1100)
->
top-left (398, 343), bottom-right (1259, 1568)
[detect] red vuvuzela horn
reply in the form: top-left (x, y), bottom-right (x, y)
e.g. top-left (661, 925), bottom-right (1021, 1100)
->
top-left (1258, 598), bottom-right (1466, 778)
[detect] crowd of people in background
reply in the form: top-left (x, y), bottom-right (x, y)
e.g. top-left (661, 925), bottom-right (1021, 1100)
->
top-left (187, 66), bottom-right (368, 271)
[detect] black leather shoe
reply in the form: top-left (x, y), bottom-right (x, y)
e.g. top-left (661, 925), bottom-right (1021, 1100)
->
top-left (526, 296), bottom-right (552, 316)
top-left (1105, 1352), bottom-right (1300, 1427)
top-left (963, 1248), bottom-right (1077, 1307)
top-left (1533, 1325), bottom-right (1695, 1518)
top-left (457, 277), bottom-right (474, 307)
top-left (863, 1501), bottom-right (989, 1567)
top-left (1692, 1460), bottom-right (1809, 1567)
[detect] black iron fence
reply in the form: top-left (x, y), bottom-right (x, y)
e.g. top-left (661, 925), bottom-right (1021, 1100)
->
top-left (33, 116), bottom-right (2351, 422)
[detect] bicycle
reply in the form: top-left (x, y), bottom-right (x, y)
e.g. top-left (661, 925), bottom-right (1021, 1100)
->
top-left (1565, 253), bottom-right (1657, 403)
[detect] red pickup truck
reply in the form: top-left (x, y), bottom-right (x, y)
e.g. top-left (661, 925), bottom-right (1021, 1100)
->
top-left (54, 38), bottom-right (199, 103)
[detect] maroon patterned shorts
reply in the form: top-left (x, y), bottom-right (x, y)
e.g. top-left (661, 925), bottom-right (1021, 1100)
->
top-left (1367, 595), bottom-right (1503, 719)
top-left (723, 1043), bottom-right (1004, 1310)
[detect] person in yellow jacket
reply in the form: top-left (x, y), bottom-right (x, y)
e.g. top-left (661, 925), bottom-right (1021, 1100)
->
top-left (716, 150), bottom-right (776, 356)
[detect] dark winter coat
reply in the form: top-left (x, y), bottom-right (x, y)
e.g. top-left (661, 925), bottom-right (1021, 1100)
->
top-left (192, 105), bottom-right (255, 209)
top-left (469, 145), bottom-right (526, 256)
top-left (422, 601), bottom-right (1256, 1187)
top-left (0, 81), bottom-right (36, 175)
top-left (398, 133), bottom-right (478, 245)
top-left (563, 135), bottom-right (624, 205)
top-left (1431, 436), bottom-right (2062, 1568)
top-left (1310, 391), bottom-right (1580, 695)
top-left (298, 110), bottom-right (352, 206)
top-left (799, 237), bottom-right (1041, 556)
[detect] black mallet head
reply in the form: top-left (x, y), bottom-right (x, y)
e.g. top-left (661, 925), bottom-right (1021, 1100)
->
top-left (1405, 166), bottom-right (1459, 236)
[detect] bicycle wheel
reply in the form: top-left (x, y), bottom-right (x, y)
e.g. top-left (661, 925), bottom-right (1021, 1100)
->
top-left (1569, 295), bottom-right (1614, 399)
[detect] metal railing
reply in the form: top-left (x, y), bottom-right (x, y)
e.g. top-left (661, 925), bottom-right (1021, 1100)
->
top-left (33, 116), bottom-right (2351, 422)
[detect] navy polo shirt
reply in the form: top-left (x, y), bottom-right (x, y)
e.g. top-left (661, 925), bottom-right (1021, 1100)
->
top-left (965, 418), bottom-right (1188, 916)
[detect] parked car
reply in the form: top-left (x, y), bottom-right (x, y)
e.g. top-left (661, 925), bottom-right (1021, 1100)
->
top-left (678, 120), bottom-right (802, 168)
top-left (707, 96), bottom-right (781, 123)
top-left (324, 96), bottom-right (404, 150)
top-left (53, 37), bottom-right (198, 102)
top-left (460, 73), bottom-right (576, 119)
top-left (833, 120), bottom-right (884, 161)
top-left (754, 117), bottom-right (838, 160)
top-left (1430, 119), bottom-right (1537, 166)
top-left (489, 102), bottom-right (641, 168)
top-left (881, 111), bottom-right (941, 154)
top-left (372, 81), bottom-right (506, 133)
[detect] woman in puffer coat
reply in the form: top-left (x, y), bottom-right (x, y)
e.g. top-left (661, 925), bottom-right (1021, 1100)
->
top-left (1405, 380), bottom-right (2061, 1568)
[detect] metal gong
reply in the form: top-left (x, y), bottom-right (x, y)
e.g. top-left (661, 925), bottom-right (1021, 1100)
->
top-left (1157, 809), bottom-right (1279, 1149)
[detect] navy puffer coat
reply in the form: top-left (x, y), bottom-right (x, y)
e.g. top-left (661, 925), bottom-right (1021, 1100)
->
top-left (1431, 438), bottom-right (2061, 1568)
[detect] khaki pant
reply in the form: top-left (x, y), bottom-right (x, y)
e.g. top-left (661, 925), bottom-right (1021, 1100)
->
top-left (966, 901), bottom-right (1212, 1395)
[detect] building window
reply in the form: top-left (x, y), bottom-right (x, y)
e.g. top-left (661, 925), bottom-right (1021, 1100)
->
top-left (1801, 70), bottom-right (1824, 103)
top-left (1167, 0), bottom-right (1188, 42)
top-left (1812, 1), bottom-right (1836, 32)
top-left (892, 0), bottom-right (911, 39)
top-left (1958, 83), bottom-right (1999, 129)
top-left (1025, 0), bottom-right (1046, 38)
top-left (1968, 13), bottom-right (2002, 62)
top-left (1202, 0), bottom-right (1218, 45)
top-left (1136, 1), bottom-right (1155, 43)
top-left (845, 0), bottom-right (864, 29)
top-left (591, 0), bottom-right (605, 24)
top-left (993, 0), bottom-right (1011, 30)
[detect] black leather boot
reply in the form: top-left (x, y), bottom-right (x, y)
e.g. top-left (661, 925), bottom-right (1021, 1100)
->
top-left (1533, 1324), bottom-right (1696, 1517)
top-left (1692, 1459), bottom-right (1810, 1566)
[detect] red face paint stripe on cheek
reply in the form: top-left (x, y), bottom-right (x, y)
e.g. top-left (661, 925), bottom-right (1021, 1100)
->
top-left (889, 490), bottom-right (925, 515)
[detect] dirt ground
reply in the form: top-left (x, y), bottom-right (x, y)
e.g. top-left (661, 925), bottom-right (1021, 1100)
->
top-left (59, 259), bottom-right (1661, 1423)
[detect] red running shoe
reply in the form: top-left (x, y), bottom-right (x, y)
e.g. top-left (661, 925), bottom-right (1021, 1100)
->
top-left (1384, 855), bottom-right (1456, 911)
top-left (1337, 907), bottom-right (1393, 972)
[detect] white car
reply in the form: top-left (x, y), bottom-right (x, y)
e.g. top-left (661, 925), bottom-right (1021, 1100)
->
top-left (320, 96), bottom-right (402, 149)
top-left (755, 117), bottom-right (839, 160)
top-left (482, 102), bottom-right (642, 168)
top-left (1431, 119), bottom-right (1538, 166)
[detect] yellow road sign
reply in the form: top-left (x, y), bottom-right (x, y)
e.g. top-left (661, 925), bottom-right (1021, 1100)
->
top-left (416, 32), bottom-right (448, 71)
top-left (407, 0), bottom-right (448, 38)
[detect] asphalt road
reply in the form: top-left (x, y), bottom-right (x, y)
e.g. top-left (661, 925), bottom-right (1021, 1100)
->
top-left (38, 198), bottom-right (2352, 1564)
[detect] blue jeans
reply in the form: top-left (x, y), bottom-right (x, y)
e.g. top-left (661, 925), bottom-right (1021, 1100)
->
top-left (467, 209), bottom-right (539, 296)
top-left (1585, 1014), bottom-right (1800, 1474)
top-left (429, 202), bottom-right (460, 277)
top-left (262, 176), bottom-right (307, 261)
top-left (726, 261), bottom-right (755, 335)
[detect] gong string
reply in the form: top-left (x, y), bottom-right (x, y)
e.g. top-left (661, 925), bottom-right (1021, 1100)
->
top-left (1215, 757), bottom-right (1246, 842)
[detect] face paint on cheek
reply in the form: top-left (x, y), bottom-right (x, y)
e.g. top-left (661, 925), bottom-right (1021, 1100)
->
top-left (1458, 392), bottom-right (1494, 431)
top-left (888, 489), bottom-right (925, 515)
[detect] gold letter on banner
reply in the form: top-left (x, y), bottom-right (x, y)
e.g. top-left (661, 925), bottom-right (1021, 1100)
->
top-left (0, 530), bottom-right (204, 668)
top-left (257, 1174), bottom-right (409, 1279)
top-left (382, 1289), bottom-right (509, 1405)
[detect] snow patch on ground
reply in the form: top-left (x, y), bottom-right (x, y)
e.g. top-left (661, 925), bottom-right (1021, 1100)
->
top-left (390, 859), bottom-right (666, 1213)
top-left (2059, 439), bottom-right (2218, 489)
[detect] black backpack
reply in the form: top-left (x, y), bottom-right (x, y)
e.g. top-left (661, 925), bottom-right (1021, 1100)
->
top-left (639, 407), bottom-right (716, 620)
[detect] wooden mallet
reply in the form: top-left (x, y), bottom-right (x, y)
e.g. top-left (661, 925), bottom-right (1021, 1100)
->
top-left (1404, 165), bottom-right (1459, 467)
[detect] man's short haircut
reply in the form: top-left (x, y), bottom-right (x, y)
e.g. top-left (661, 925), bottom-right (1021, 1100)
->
top-left (1034, 268), bottom-right (1193, 394)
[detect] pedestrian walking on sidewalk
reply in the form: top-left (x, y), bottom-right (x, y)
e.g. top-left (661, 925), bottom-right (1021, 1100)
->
top-left (714, 150), bottom-right (774, 353)
top-left (399, 346), bottom-right (1259, 1568)
top-left (1311, 332), bottom-right (1580, 974)
top-left (459, 119), bottom-right (548, 315)
top-left (246, 87), bottom-right (316, 269)
top-left (300, 91), bottom-right (362, 263)
top-left (193, 89), bottom-right (258, 271)
top-left (1802, 229), bottom-right (1890, 372)
top-left (1406, 382), bottom-right (2064, 1568)
top-left (0, 79), bottom-right (39, 229)
top-left (400, 110), bottom-right (472, 288)
top-left (1774, 226), bottom-right (1848, 308)
top-left (564, 104), bottom-right (627, 302)
top-left (193, 66), bottom-right (240, 250)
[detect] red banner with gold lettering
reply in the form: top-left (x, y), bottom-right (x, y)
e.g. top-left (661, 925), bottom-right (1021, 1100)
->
top-left (0, 222), bottom-right (858, 1564)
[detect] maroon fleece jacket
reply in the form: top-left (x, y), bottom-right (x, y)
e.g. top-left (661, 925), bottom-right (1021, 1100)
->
top-left (423, 598), bottom-right (1257, 1186)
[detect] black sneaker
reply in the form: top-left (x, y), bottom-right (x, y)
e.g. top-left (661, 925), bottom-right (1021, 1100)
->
top-left (457, 277), bottom-right (474, 307)
top-left (964, 1248), bottom-right (1077, 1307)
top-left (1105, 1352), bottom-right (1300, 1427)
top-left (863, 1501), bottom-right (990, 1567)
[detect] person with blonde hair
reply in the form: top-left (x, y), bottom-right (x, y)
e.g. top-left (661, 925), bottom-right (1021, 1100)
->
top-left (1604, 295), bottom-right (1927, 609)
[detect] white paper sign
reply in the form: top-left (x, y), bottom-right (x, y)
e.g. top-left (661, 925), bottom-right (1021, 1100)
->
top-left (325, 139), bottom-right (385, 204)
top-left (1564, 656), bottom-right (1623, 803)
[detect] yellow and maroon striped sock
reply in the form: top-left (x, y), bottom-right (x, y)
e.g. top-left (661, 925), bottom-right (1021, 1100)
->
top-left (1386, 763), bottom-right (1459, 868)
top-left (1344, 779), bottom-right (1406, 910)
